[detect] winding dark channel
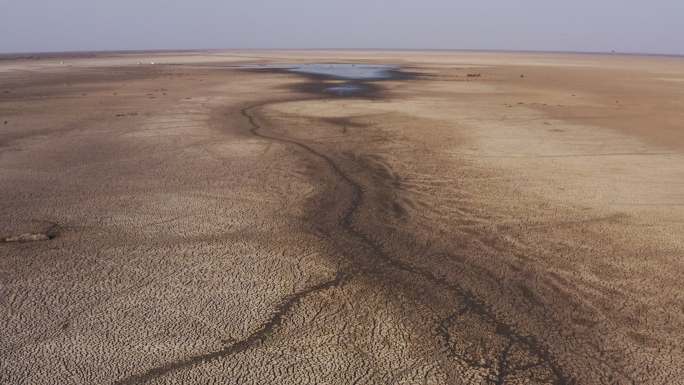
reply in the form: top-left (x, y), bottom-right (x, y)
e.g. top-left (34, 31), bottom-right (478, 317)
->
top-left (114, 272), bottom-right (346, 385)
top-left (115, 75), bottom-right (575, 384)
top-left (246, 100), bottom-right (572, 384)
top-left (112, 101), bottom-right (360, 385)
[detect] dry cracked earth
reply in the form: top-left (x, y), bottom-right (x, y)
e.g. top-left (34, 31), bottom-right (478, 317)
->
top-left (1, 51), bottom-right (684, 384)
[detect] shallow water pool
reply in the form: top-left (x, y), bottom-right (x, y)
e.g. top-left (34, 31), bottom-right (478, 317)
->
top-left (240, 63), bottom-right (397, 80)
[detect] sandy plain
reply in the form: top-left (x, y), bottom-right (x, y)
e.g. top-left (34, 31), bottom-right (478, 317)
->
top-left (1, 50), bottom-right (683, 384)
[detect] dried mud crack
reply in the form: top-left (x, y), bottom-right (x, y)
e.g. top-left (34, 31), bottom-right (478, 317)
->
top-left (115, 99), bottom-right (574, 384)
top-left (240, 102), bottom-right (575, 384)
top-left (6, 54), bottom-right (678, 385)
top-left (113, 102), bottom-right (365, 385)
top-left (114, 271), bottom-right (347, 385)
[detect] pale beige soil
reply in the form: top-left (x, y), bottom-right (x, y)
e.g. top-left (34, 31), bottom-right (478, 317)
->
top-left (1, 50), bottom-right (683, 384)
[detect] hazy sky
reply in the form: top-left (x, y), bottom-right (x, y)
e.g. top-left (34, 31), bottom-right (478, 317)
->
top-left (1, 0), bottom-right (682, 54)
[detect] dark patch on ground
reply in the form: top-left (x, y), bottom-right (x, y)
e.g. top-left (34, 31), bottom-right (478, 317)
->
top-left (320, 116), bottom-right (369, 129)
top-left (242, 65), bottom-right (422, 99)
top-left (287, 80), bottom-right (383, 98)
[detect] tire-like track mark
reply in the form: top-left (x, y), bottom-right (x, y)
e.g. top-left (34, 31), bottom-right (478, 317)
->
top-left (115, 100), bottom-right (575, 384)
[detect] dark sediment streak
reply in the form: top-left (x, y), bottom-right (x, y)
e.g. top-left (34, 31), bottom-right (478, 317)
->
top-left (241, 101), bottom-right (575, 384)
top-left (114, 267), bottom-right (347, 385)
top-left (115, 69), bottom-right (575, 384)
top-left (112, 102), bottom-right (359, 385)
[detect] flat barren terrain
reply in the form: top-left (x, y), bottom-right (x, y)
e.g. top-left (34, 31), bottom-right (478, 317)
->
top-left (1, 50), bottom-right (683, 384)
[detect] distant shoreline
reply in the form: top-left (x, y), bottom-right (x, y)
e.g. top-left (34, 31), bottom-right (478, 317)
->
top-left (1, 47), bottom-right (682, 60)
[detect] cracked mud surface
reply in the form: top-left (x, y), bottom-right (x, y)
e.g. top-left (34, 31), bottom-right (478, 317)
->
top-left (1, 51), bottom-right (684, 384)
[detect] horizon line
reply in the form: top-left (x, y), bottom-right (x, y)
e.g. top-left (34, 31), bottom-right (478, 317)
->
top-left (1, 47), bottom-right (683, 59)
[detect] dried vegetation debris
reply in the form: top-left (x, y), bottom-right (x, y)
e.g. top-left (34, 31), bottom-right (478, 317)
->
top-left (1, 223), bottom-right (59, 243)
